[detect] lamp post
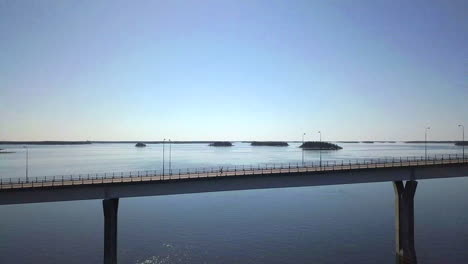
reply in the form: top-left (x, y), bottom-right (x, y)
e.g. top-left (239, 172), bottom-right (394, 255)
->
top-left (318, 131), bottom-right (322, 168)
top-left (23, 146), bottom-right (29, 182)
top-left (162, 139), bottom-right (165, 177)
top-left (169, 139), bottom-right (172, 175)
top-left (302, 133), bottom-right (306, 166)
top-left (425, 127), bottom-right (430, 160)
top-left (459, 124), bottom-right (465, 160)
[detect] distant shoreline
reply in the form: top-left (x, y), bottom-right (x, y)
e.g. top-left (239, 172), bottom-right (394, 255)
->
top-left (0, 140), bottom-right (462, 145)
top-left (0, 141), bottom-right (226, 145)
top-left (403, 141), bottom-right (459, 144)
top-left (0, 141), bottom-right (92, 145)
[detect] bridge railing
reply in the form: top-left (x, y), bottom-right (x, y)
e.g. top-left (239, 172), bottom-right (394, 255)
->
top-left (1, 154), bottom-right (467, 189)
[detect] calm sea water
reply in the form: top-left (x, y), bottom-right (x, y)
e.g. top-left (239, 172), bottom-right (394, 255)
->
top-left (1, 143), bottom-right (467, 263)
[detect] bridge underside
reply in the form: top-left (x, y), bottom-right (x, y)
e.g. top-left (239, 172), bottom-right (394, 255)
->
top-left (1, 163), bottom-right (467, 205)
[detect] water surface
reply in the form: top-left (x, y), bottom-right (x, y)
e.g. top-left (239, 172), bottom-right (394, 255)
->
top-left (0, 143), bottom-right (467, 263)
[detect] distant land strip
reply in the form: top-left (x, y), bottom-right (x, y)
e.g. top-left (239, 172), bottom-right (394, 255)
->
top-left (0, 141), bottom-right (92, 145)
top-left (404, 141), bottom-right (460, 144)
top-left (209, 141), bottom-right (233, 147)
top-left (0, 141), bottom-right (227, 145)
top-left (0, 140), bottom-right (463, 145)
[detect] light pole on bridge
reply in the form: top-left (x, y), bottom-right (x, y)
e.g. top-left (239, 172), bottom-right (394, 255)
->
top-left (23, 146), bottom-right (29, 182)
top-left (169, 139), bottom-right (172, 175)
top-left (162, 139), bottom-right (165, 176)
top-left (318, 131), bottom-right (322, 168)
top-left (459, 124), bottom-right (465, 160)
top-left (425, 127), bottom-right (430, 160)
top-left (302, 133), bottom-right (306, 165)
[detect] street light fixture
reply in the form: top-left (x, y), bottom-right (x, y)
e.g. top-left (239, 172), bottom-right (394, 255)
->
top-left (425, 127), bottom-right (430, 160)
top-left (302, 133), bottom-right (306, 166)
top-left (162, 139), bottom-right (166, 177)
top-left (23, 146), bottom-right (29, 182)
top-left (459, 124), bottom-right (465, 160)
top-left (318, 131), bottom-right (322, 168)
top-left (169, 139), bottom-right (172, 175)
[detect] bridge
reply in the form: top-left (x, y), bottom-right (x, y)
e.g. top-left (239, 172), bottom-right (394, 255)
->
top-left (1, 154), bottom-right (467, 264)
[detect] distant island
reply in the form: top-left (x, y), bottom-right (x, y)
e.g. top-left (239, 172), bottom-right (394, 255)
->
top-left (455, 141), bottom-right (468, 146)
top-left (337, 141), bottom-right (359, 143)
top-left (209, 142), bottom-right (233, 147)
top-left (299, 141), bottom-right (342, 150)
top-left (251, 141), bottom-right (289, 146)
top-left (135, 142), bottom-right (146, 147)
top-left (361, 141), bottom-right (374, 143)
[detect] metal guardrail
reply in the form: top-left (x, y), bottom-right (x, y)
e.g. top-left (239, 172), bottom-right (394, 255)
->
top-left (1, 154), bottom-right (467, 190)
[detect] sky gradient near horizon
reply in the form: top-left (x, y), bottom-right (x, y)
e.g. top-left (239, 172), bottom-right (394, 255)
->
top-left (1, 0), bottom-right (467, 141)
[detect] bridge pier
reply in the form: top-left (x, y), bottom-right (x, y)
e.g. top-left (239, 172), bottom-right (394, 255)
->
top-left (393, 180), bottom-right (417, 264)
top-left (103, 198), bottom-right (119, 264)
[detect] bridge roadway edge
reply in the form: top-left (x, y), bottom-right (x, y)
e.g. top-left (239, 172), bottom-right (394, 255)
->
top-left (1, 163), bottom-right (468, 205)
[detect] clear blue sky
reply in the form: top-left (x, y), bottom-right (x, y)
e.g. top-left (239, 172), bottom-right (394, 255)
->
top-left (1, 0), bottom-right (467, 141)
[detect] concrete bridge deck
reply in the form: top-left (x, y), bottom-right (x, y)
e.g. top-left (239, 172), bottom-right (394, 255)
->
top-left (1, 155), bottom-right (467, 205)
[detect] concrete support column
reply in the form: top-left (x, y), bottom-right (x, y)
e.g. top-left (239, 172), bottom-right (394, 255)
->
top-left (393, 181), bottom-right (417, 264)
top-left (103, 198), bottom-right (119, 264)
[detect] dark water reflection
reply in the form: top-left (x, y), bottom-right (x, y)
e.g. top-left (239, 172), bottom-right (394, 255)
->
top-left (1, 178), bottom-right (468, 264)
